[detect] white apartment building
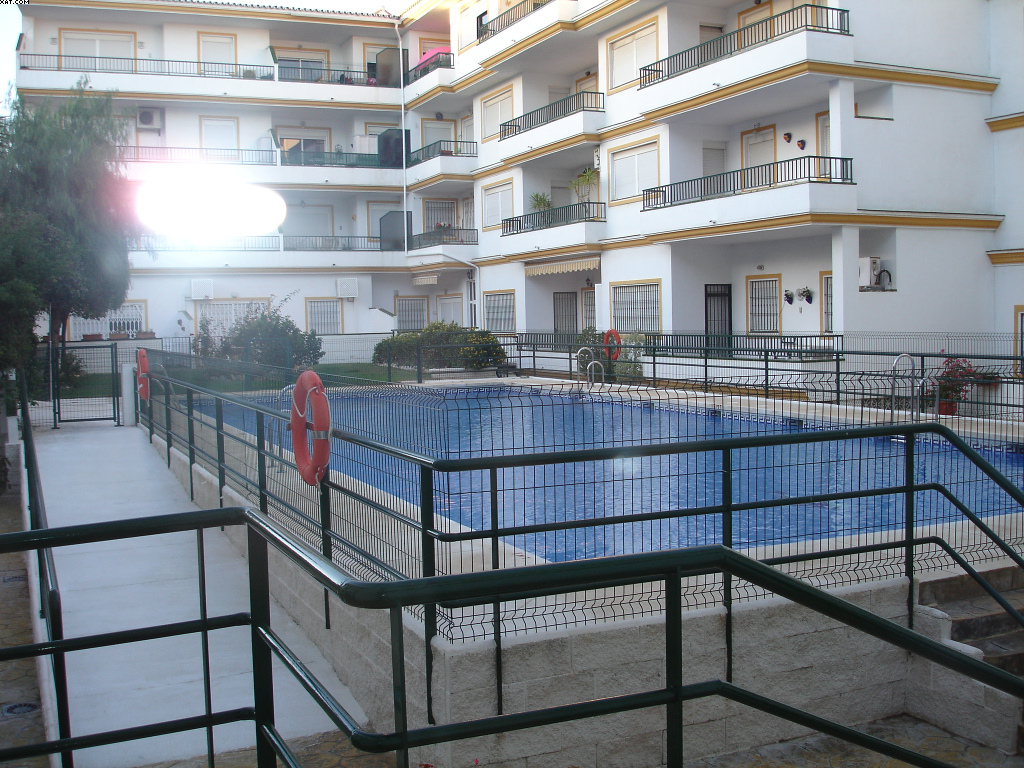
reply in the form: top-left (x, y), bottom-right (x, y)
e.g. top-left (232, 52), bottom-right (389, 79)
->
top-left (14, 0), bottom-right (1024, 344)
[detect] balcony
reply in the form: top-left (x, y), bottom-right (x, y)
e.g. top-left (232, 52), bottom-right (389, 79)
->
top-left (407, 140), bottom-right (478, 167)
top-left (642, 157), bottom-right (853, 210)
top-left (118, 146), bottom-right (276, 165)
top-left (280, 150), bottom-right (380, 167)
top-left (405, 51), bottom-right (454, 85)
top-left (20, 53), bottom-right (275, 80)
top-left (282, 236), bottom-right (381, 251)
top-left (478, 0), bottom-right (551, 40)
top-left (410, 228), bottom-right (478, 249)
top-left (502, 202), bottom-right (606, 236)
top-left (640, 5), bottom-right (850, 88)
top-left (134, 234), bottom-right (280, 251)
top-left (500, 92), bottom-right (604, 140)
top-left (278, 64), bottom-right (395, 88)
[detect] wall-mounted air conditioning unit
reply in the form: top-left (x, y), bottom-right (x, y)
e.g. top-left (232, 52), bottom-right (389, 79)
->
top-left (858, 257), bottom-right (881, 287)
top-left (137, 107), bottom-right (164, 132)
top-left (336, 278), bottom-right (359, 299)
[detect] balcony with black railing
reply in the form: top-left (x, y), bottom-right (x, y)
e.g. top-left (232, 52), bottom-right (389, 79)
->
top-left (639, 5), bottom-right (850, 88)
top-left (642, 157), bottom-right (853, 210)
top-left (282, 236), bottom-right (383, 251)
top-left (405, 51), bottom-right (455, 84)
top-left (407, 140), bottom-right (478, 166)
top-left (499, 92), bottom-right (605, 140)
top-left (410, 227), bottom-right (479, 249)
top-left (118, 146), bottom-right (277, 165)
top-left (133, 234), bottom-right (281, 251)
top-left (478, 0), bottom-right (551, 40)
top-left (280, 150), bottom-right (380, 167)
top-left (19, 53), bottom-right (275, 80)
top-left (278, 65), bottom-right (396, 87)
top-left (502, 202), bottom-right (606, 236)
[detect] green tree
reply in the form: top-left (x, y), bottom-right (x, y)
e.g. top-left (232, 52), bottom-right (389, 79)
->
top-left (0, 81), bottom-right (135, 353)
top-left (221, 300), bottom-right (324, 368)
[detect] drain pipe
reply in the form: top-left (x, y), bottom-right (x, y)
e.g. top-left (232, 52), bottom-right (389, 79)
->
top-left (392, 17), bottom-right (408, 256)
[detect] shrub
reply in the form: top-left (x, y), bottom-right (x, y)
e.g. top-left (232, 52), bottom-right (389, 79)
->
top-left (218, 300), bottom-right (323, 368)
top-left (372, 321), bottom-right (506, 370)
top-left (616, 332), bottom-right (646, 380)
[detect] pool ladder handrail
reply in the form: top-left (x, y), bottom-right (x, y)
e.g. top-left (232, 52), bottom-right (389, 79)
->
top-left (574, 347), bottom-right (605, 386)
top-left (273, 383), bottom-right (295, 471)
top-left (586, 360), bottom-right (606, 386)
top-left (574, 347), bottom-right (594, 383)
top-left (890, 353), bottom-right (926, 422)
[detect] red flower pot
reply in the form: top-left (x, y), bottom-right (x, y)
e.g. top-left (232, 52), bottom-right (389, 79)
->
top-left (938, 400), bottom-right (958, 416)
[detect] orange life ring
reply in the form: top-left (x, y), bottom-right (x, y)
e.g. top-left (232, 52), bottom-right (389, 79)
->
top-left (291, 370), bottom-right (332, 487)
top-left (604, 329), bottom-right (622, 361)
top-left (136, 348), bottom-right (150, 401)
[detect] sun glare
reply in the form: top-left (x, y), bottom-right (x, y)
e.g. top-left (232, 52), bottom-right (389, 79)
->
top-left (136, 166), bottom-right (286, 244)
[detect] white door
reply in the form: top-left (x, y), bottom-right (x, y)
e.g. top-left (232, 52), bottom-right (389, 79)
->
top-left (438, 295), bottom-right (463, 326)
top-left (575, 74), bottom-right (597, 93)
top-left (816, 112), bottom-right (832, 177)
top-left (742, 128), bottom-right (775, 187)
top-left (739, 4), bottom-right (773, 47)
top-left (421, 120), bottom-right (455, 147)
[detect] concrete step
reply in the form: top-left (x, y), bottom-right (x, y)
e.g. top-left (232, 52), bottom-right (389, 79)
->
top-left (932, 587), bottom-right (1024, 642)
top-left (964, 630), bottom-right (1024, 675)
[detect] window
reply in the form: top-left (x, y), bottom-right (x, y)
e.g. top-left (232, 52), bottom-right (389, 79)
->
top-left (424, 199), bottom-right (458, 229)
top-left (484, 291), bottom-right (515, 332)
top-left (201, 117), bottom-right (238, 152)
top-left (460, 5), bottom-right (480, 48)
top-left (608, 22), bottom-right (657, 90)
top-left (611, 283), bottom-right (660, 333)
top-left (307, 299), bottom-right (341, 335)
top-left (395, 297), bottom-right (428, 330)
top-left (198, 300), bottom-right (268, 335)
top-left (199, 33), bottom-right (236, 76)
top-left (461, 115), bottom-right (475, 142)
top-left (700, 25), bottom-right (724, 43)
top-left (482, 89), bottom-right (513, 139)
top-left (61, 31), bottom-right (134, 70)
top-left (109, 302), bottom-right (146, 336)
top-left (747, 276), bottom-right (780, 333)
top-left (461, 196), bottom-right (475, 229)
top-left (581, 288), bottom-right (596, 329)
top-left (365, 122), bottom-right (398, 137)
top-left (483, 182), bottom-right (513, 228)
top-left (553, 292), bottom-right (578, 334)
top-left (702, 141), bottom-right (727, 177)
top-left (276, 49), bottom-right (327, 81)
top-left (610, 141), bottom-right (658, 201)
top-left (821, 272), bottom-right (834, 334)
top-left (367, 201), bottom-right (401, 238)
top-left (279, 127), bottom-right (329, 162)
top-left (421, 119), bottom-right (455, 146)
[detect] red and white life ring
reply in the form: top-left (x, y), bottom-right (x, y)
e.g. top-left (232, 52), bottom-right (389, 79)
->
top-left (604, 328), bottom-right (622, 361)
top-left (136, 348), bottom-right (150, 401)
top-left (291, 370), bottom-right (332, 487)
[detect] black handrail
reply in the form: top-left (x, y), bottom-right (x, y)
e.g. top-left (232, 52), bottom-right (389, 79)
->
top-left (278, 65), bottom-right (395, 87)
top-left (133, 235), bottom-right (280, 251)
top-left (501, 201), bottom-right (606, 235)
top-left (280, 150), bottom-right (380, 167)
top-left (409, 228), bottom-right (478, 249)
top-left (478, 0), bottom-right (551, 40)
top-left (499, 91), bottom-right (604, 139)
top-left (117, 146), bottom-right (276, 165)
top-left (19, 53), bottom-right (275, 80)
top-left (639, 4), bottom-right (851, 88)
top-left (404, 51), bottom-right (455, 84)
top-left (407, 139), bottom-right (478, 166)
top-left (282, 235), bottom-right (381, 251)
top-left (643, 156), bottom-right (853, 210)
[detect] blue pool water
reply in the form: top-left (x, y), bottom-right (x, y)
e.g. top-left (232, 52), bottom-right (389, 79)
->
top-left (220, 386), bottom-right (1024, 562)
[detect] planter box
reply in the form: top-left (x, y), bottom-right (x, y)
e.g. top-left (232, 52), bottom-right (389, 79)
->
top-left (82, 333), bottom-right (103, 341)
top-left (136, 331), bottom-right (157, 339)
top-left (109, 333), bottom-right (129, 340)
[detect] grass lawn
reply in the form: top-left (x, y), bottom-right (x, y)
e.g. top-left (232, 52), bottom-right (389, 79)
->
top-left (313, 363), bottom-right (416, 382)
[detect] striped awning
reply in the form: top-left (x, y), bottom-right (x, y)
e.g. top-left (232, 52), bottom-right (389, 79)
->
top-left (412, 273), bottom-right (439, 285)
top-left (524, 256), bottom-right (600, 277)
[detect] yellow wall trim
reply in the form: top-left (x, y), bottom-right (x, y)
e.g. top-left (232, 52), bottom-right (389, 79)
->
top-left (409, 173), bottom-right (476, 192)
top-left (18, 88), bottom-right (401, 111)
top-left (988, 250), bottom-right (1024, 264)
top-left (30, 0), bottom-right (395, 26)
top-left (131, 266), bottom-right (415, 275)
top-left (987, 113), bottom-right (1024, 132)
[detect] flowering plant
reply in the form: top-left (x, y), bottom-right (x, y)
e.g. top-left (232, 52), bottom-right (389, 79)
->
top-left (926, 353), bottom-right (976, 403)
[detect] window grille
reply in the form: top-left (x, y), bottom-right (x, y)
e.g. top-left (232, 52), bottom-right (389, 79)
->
top-left (822, 274), bottom-right (834, 334)
top-left (198, 300), bottom-right (268, 334)
top-left (704, 284), bottom-right (732, 336)
top-left (484, 292), bottom-right (515, 332)
top-left (308, 299), bottom-right (341, 335)
top-left (581, 289), bottom-right (596, 330)
top-left (424, 200), bottom-right (458, 228)
top-left (748, 278), bottom-right (780, 333)
top-left (553, 292), bottom-right (578, 334)
top-left (611, 283), bottom-right (660, 333)
top-left (467, 276), bottom-right (478, 328)
top-left (395, 297), bottom-right (428, 330)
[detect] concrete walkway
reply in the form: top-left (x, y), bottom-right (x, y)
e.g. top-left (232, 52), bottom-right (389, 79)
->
top-left (30, 420), bottom-right (367, 768)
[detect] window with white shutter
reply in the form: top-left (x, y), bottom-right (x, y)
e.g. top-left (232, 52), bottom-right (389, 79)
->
top-left (611, 283), bottom-right (660, 333)
top-left (199, 33), bottom-right (236, 76)
top-left (608, 22), bottom-right (657, 90)
top-left (483, 182), bottom-right (513, 228)
top-left (484, 291), bottom-right (515, 332)
top-left (61, 31), bottom-right (135, 70)
top-left (610, 142), bottom-right (658, 201)
top-left (482, 90), bottom-right (513, 139)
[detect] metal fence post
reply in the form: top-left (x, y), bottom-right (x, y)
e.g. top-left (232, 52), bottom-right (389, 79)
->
top-left (163, 381), bottom-right (172, 467)
top-left (763, 349), bottom-right (770, 399)
top-left (216, 399), bottom-right (226, 507)
top-left (111, 343), bottom-right (121, 426)
top-left (390, 606), bottom-right (410, 768)
top-left (387, 346), bottom-right (393, 383)
top-left (419, 465), bottom-right (437, 724)
top-left (187, 392), bottom-right (196, 502)
top-left (49, 590), bottom-right (73, 768)
top-left (722, 448), bottom-right (734, 682)
top-left (256, 412), bottom-right (268, 517)
top-left (416, 342), bottom-right (423, 384)
top-left (247, 527), bottom-right (276, 768)
top-left (665, 567), bottom-right (683, 768)
top-left (835, 352), bottom-right (842, 405)
top-left (489, 467), bottom-right (503, 715)
top-left (319, 473), bottom-right (333, 630)
top-left (905, 432), bottom-right (915, 630)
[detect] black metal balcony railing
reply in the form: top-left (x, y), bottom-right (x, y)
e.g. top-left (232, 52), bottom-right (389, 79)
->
top-left (134, 234), bottom-right (280, 251)
top-left (502, 202), bottom-right (606, 236)
top-left (19, 53), bottom-right (275, 80)
top-left (642, 156), bottom-right (853, 210)
top-left (499, 92), bottom-right (604, 140)
top-left (478, 0), bottom-right (551, 40)
top-left (279, 150), bottom-right (380, 168)
top-left (404, 51), bottom-right (455, 84)
top-left (282, 235), bottom-right (381, 251)
top-left (639, 5), bottom-right (850, 88)
top-left (409, 228), bottom-right (478, 249)
top-left (406, 140), bottom-right (478, 166)
top-left (117, 146), bottom-right (276, 165)
top-left (278, 65), bottom-right (395, 87)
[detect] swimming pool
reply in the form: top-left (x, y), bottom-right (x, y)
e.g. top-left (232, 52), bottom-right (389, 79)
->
top-left (216, 385), bottom-right (1024, 564)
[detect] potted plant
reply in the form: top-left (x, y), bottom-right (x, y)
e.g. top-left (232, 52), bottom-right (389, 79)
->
top-left (796, 286), bottom-right (813, 304)
top-left (529, 192), bottom-right (553, 227)
top-left (925, 354), bottom-right (976, 416)
top-left (569, 167), bottom-right (598, 204)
